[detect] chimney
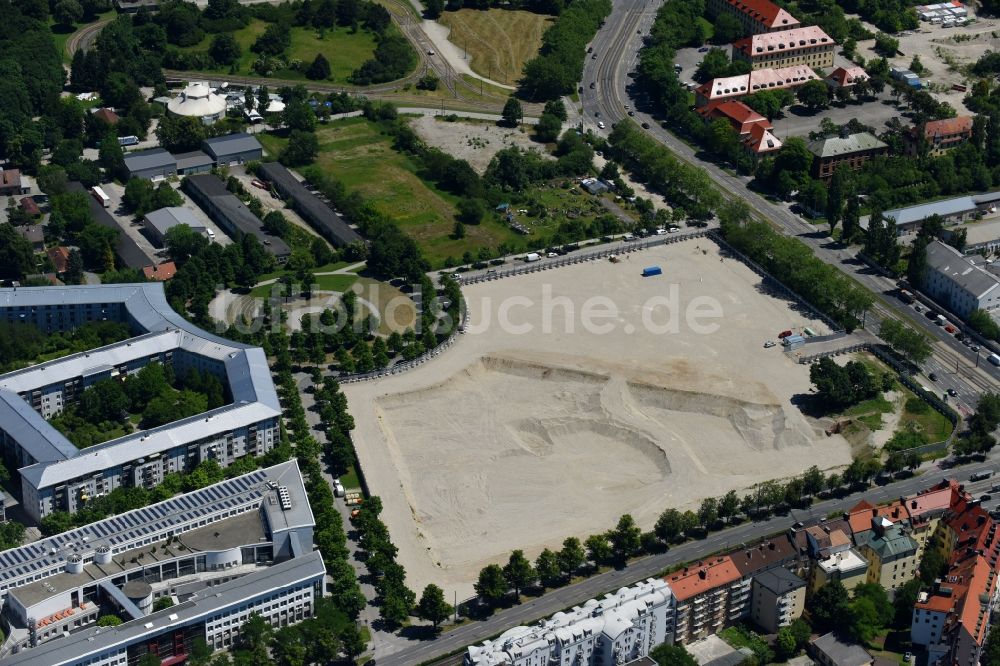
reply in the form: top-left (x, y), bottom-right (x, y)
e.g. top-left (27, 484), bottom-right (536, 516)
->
top-left (768, 542), bottom-right (775, 550)
top-left (699, 569), bottom-right (707, 580)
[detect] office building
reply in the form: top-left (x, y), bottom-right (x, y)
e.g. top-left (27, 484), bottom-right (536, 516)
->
top-left (694, 65), bottom-right (820, 107)
top-left (0, 461), bottom-right (323, 665)
top-left (0, 284), bottom-right (281, 521)
top-left (732, 26), bottom-right (836, 71)
top-left (464, 579), bottom-right (674, 666)
top-left (806, 132), bottom-right (888, 180)
top-left (923, 240), bottom-right (1000, 318)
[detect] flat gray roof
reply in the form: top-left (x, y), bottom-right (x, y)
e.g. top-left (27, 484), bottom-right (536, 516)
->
top-left (258, 162), bottom-right (362, 246)
top-left (3, 549), bottom-right (325, 666)
top-left (811, 633), bottom-right (872, 666)
top-left (0, 461), bottom-right (310, 601)
top-left (884, 196), bottom-right (977, 227)
top-left (202, 133), bottom-right (262, 160)
top-left (123, 148), bottom-right (175, 173)
top-left (173, 150), bottom-right (214, 171)
top-left (752, 566), bottom-right (805, 596)
top-left (143, 206), bottom-right (206, 236)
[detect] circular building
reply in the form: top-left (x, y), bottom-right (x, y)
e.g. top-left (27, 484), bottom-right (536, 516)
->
top-left (166, 82), bottom-right (227, 125)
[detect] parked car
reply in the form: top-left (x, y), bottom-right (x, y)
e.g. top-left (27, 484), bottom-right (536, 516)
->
top-left (597, 121), bottom-right (606, 129)
top-left (628, 111), bottom-right (635, 116)
top-left (929, 372), bottom-right (938, 381)
top-left (641, 122), bottom-right (650, 129)
top-left (948, 388), bottom-right (958, 397)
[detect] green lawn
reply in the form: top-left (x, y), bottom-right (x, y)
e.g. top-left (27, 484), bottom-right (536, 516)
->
top-left (340, 464), bottom-right (363, 491)
top-left (899, 389), bottom-right (953, 442)
top-left (261, 119), bottom-right (524, 267)
top-left (173, 19), bottom-right (381, 83)
top-left (314, 274), bottom-right (359, 291)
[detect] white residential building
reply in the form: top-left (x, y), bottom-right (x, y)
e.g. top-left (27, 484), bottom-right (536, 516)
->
top-left (464, 579), bottom-right (674, 666)
top-left (923, 240), bottom-right (1000, 318)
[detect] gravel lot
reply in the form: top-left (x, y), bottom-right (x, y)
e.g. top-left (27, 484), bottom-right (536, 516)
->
top-left (409, 115), bottom-right (552, 174)
top-left (344, 237), bottom-right (851, 596)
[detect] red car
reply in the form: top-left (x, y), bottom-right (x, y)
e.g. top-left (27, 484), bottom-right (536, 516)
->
top-left (945, 325), bottom-right (957, 334)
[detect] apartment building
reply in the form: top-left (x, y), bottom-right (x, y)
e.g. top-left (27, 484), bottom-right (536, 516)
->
top-left (807, 132), bottom-right (888, 180)
top-left (732, 26), bottom-right (836, 71)
top-left (0, 460), bottom-right (318, 663)
top-left (904, 116), bottom-right (974, 157)
top-left (923, 240), bottom-right (1000, 318)
top-left (803, 523), bottom-right (870, 593)
top-left (912, 498), bottom-right (1000, 666)
top-left (705, 0), bottom-right (800, 34)
top-left (464, 579), bottom-right (674, 666)
top-left (856, 518), bottom-right (919, 591)
top-left (0, 284), bottom-right (281, 521)
top-left (668, 557), bottom-right (749, 644)
top-left (750, 567), bottom-right (806, 633)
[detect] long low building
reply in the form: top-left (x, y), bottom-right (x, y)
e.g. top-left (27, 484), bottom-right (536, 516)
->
top-left (0, 284), bottom-right (281, 521)
top-left (66, 182), bottom-right (157, 271)
top-left (257, 162), bottom-right (363, 247)
top-left (882, 191), bottom-right (1000, 236)
top-left (0, 460), bottom-right (322, 664)
top-left (695, 65), bottom-right (820, 107)
top-left (183, 174), bottom-right (290, 262)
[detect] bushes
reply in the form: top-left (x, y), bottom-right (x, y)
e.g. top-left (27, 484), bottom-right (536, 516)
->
top-left (350, 34), bottom-right (415, 85)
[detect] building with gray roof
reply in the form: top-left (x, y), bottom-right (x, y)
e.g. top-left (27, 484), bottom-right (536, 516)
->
top-left (202, 133), bottom-right (263, 165)
top-left (807, 132), bottom-right (888, 180)
top-left (183, 174), bottom-right (290, 261)
top-left (879, 191), bottom-right (1000, 236)
top-left (750, 567), bottom-right (806, 633)
top-left (66, 182), bottom-right (157, 271)
top-left (257, 162), bottom-right (363, 247)
top-left (810, 632), bottom-right (873, 666)
top-left (142, 206), bottom-right (208, 244)
top-left (173, 150), bottom-right (214, 176)
top-left (0, 460), bottom-right (323, 664)
top-left (924, 240), bottom-right (1000, 319)
top-left (123, 148), bottom-right (177, 181)
top-left (0, 284), bottom-right (281, 521)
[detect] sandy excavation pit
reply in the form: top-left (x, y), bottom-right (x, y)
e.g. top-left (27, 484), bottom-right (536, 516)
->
top-left (344, 238), bottom-right (852, 595)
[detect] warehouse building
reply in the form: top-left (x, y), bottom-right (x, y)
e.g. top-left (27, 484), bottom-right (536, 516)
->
top-left (66, 182), bottom-right (157, 271)
top-left (257, 162), bottom-right (363, 247)
top-left (202, 133), bottom-right (263, 166)
top-left (0, 461), bottom-right (323, 665)
top-left (173, 150), bottom-right (214, 176)
top-left (0, 283), bottom-right (282, 521)
top-left (123, 149), bottom-right (177, 181)
top-left (142, 206), bottom-right (209, 244)
top-left (183, 174), bottom-right (290, 262)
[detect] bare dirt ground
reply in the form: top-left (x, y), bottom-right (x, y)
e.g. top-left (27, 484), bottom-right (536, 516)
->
top-left (343, 238), bottom-right (852, 596)
top-left (409, 115), bottom-right (552, 174)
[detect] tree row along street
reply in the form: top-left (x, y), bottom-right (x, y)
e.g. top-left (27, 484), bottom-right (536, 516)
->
top-left (580, 0), bottom-right (999, 404)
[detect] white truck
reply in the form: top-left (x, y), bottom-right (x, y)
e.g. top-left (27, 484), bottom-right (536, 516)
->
top-left (90, 186), bottom-right (111, 209)
top-left (936, 314), bottom-right (948, 326)
top-left (525, 252), bottom-right (541, 262)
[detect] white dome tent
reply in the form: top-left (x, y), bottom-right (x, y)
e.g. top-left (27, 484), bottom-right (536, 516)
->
top-left (166, 81), bottom-right (227, 125)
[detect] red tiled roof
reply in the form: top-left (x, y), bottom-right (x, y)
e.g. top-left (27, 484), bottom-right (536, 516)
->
top-left (697, 65), bottom-right (820, 102)
top-left (847, 500), bottom-right (908, 535)
top-left (46, 246), bottom-right (70, 274)
top-left (826, 66), bottom-right (869, 87)
top-left (94, 108), bottom-right (120, 125)
top-left (743, 124), bottom-right (782, 154)
top-left (913, 116), bottom-right (974, 139)
top-left (667, 556), bottom-right (741, 601)
top-left (143, 262), bottom-right (177, 281)
top-left (1, 168), bottom-right (21, 187)
top-left (717, 0), bottom-right (800, 29)
top-left (19, 197), bottom-right (39, 215)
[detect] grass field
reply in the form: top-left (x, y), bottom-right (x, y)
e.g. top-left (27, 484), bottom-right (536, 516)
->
top-left (438, 9), bottom-right (553, 83)
top-left (174, 20), bottom-right (382, 83)
top-left (261, 118), bottom-right (525, 266)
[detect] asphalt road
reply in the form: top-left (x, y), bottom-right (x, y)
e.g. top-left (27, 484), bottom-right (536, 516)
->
top-left (578, 0), bottom-right (999, 406)
top-left (376, 454), bottom-right (1000, 666)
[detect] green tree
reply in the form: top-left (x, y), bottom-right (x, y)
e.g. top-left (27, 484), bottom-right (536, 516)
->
top-left (340, 622), bottom-right (367, 662)
top-left (842, 194), bottom-right (861, 243)
top-left (307, 53), bottom-right (332, 80)
top-left (54, 0), bottom-right (84, 26)
top-left (503, 549), bottom-right (536, 596)
top-left (535, 548), bottom-right (562, 588)
top-left (585, 533), bottom-right (612, 565)
top-left (610, 514), bottom-right (642, 560)
top-left (650, 644), bottom-right (698, 666)
top-left (239, 612), bottom-right (272, 663)
top-left (655, 508), bottom-right (684, 542)
top-left (156, 114), bottom-right (207, 152)
top-left (209, 33), bottom-right (242, 66)
top-left (153, 596), bottom-right (175, 611)
top-left (797, 80), bottom-right (830, 112)
top-left (97, 614), bottom-right (122, 626)
top-left (695, 48), bottom-right (735, 83)
top-left (894, 578), bottom-right (923, 628)
top-left (475, 563), bottom-right (508, 606)
top-left (775, 627), bottom-right (798, 661)
top-left (713, 12), bottom-right (744, 43)
top-left (457, 198), bottom-right (486, 225)
top-left (282, 130), bottom-right (319, 166)
top-left (558, 536), bottom-right (585, 576)
top-left (826, 165), bottom-right (849, 234)
top-left (501, 97), bottom-right (523, 127)
top-left (416, 583), bottom-right (452, 628)
top-left (543, 99), bottom-right (567, 120)
top-left (808, 580), bottom-right (850, 633)
top-left (535, 113), bottom-right (563, 143)
top-left (718, 490), bottom-right (740, 523)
